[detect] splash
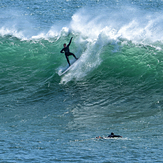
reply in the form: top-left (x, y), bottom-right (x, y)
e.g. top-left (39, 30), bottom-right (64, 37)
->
top-left (69, 7), bottom-right (163, 43)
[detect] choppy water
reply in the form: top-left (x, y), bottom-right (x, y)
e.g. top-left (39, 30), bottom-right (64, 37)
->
top-left (0, 0), bottom-right (163, 162)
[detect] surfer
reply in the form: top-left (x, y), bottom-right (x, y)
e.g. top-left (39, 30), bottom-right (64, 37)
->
top-left (96, 132), bottom-right (122, 139)
top-left (96, 136), bottom-right (103, 139)
top-left (60, 37), bottom-right (78, 66)
top-left (108, 132), bottom-right (122, 138)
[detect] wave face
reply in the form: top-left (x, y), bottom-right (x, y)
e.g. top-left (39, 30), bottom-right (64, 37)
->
top-left (1, 1), bottom-right (163, 162)
top-left (1, 5), bottom-right (163, 104)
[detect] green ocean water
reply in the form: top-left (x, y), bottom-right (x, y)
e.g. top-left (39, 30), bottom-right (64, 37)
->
top-left (1, 0), bottom-right (163, 162)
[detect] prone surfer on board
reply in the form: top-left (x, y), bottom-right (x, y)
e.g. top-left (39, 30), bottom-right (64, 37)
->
top-left (96, 132), bottom-right (122, 139)
top-left (108, 132), bottom-right (122, 138)
top-left (60, 37), bottom-right (78, 66)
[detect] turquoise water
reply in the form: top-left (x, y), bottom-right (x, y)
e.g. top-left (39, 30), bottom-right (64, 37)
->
top-left (1, 0), bottom-right (163, 162)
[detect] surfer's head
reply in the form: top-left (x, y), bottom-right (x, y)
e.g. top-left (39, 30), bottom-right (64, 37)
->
top-left (63, 43), bottom-right (67, 48)
top-left (111, 132), bottom-right (114, 135)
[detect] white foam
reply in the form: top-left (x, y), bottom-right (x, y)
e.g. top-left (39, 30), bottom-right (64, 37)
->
top-left (1, 5), bottom-right (163, 43)
top-left (0, 27), bottom-right (27, 40)
top-left (69, 7), bottom-right (163, 43)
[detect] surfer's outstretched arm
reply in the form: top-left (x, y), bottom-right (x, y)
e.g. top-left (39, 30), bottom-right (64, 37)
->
top-left (67, 37), bottom-right (73, 47)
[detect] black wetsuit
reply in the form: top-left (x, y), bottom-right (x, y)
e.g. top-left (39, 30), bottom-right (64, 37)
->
top-left (60, 37), bottom-right (77, 66)
top-left (108, 133), bottom-right (122, 138)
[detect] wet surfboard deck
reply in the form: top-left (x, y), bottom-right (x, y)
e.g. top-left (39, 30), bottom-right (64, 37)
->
top-left (59, 57), bottom-right (80, 76)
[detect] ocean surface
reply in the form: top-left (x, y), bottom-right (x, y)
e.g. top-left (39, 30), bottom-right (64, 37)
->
top-left (1, 0), bottom-right (163, 162)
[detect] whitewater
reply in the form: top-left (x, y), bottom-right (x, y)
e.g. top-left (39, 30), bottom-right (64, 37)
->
top-left (0, 0), bottom-right (163, 162)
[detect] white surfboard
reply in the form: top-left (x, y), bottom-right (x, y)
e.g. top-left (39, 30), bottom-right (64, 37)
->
top-left (59, 57), bottom-right (80, 76)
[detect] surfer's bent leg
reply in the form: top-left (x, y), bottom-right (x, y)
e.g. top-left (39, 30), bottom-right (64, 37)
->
top-left (65, 55), bottom-right (71, 66)
top-left (70, 52), bottom-right (78, 60)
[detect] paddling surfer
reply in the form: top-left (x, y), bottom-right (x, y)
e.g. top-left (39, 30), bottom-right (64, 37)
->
top-left (60, 37), bottom-right (78, 66)
top-left (108, 132), bottom-right (122, 138)
top-left (96, 132), bottom-right (122, 139)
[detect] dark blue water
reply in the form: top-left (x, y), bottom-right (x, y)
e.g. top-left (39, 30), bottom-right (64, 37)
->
top-left (0, 0), bottom-right (163, 162)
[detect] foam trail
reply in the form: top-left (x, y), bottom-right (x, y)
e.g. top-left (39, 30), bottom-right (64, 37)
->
top-left (60, 48), bottom-right (102, 84)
